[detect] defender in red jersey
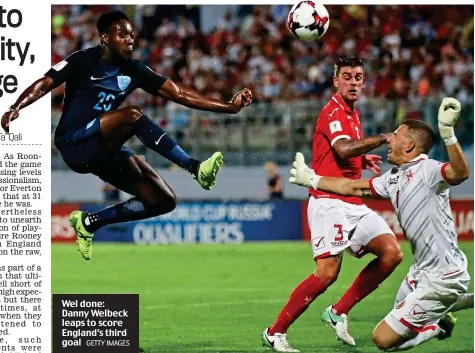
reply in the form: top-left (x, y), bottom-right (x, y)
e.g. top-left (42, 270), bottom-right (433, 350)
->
top-left (310, 93), bottom-right (365, 205)
top-left (263, 57), bottom-right (403, 352)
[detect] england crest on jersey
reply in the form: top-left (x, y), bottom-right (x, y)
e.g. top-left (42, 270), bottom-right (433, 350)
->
top-left (117, 75), bottom-right (131, 91)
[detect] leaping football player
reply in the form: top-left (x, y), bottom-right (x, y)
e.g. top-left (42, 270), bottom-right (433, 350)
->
top-left (1, 11), bottom-right (252, 260)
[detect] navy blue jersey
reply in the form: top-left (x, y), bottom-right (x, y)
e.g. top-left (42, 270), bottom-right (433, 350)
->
top-left (46, 46), bottom-right (167, 138)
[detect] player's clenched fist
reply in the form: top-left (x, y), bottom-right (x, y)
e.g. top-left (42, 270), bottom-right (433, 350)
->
top-left (438, 97), bottom-right (461, 145)
top-left (230, 88), bottom-right (252, 112)
top-left (289, 152), bottom-right (320, 189)
top-left (438, 97), bottom-right (461, 126)
top-left (1, 107), bottom-right (19, 134)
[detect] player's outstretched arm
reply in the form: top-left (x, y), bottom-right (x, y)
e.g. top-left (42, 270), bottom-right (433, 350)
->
top-left (317, 176), bottom-right (374, 198)
top-left (333, 133), bottom-right (391, 159)
top-left (438, 97), bottom-right (470, 185)
top-left (157, 79), bottom-right (252, 114)
top-left (1, 76), bottom-right (56, 133)
top-left (289, 152), bottom-right (376, 197)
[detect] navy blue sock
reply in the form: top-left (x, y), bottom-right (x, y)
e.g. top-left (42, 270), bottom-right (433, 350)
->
top-left (83, 197), bottom-right (161, 233)
top-left (134, 115), bottom-right (200, 176)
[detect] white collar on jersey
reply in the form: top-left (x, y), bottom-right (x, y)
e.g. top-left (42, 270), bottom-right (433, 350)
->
top-left (399, 153), bottom-right (428, 171)
top-left (409, 154), bottom-right (428, 162)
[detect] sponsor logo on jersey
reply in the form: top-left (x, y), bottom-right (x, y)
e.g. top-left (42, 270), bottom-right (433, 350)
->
top-left (86, 118), bottom-right (96, 129)
top-left (389, 168), bottom-right (399, 184)
top-left (389, 175), bottom-right (399, 184)
top-left (331, 240), bottom-right (347, 246)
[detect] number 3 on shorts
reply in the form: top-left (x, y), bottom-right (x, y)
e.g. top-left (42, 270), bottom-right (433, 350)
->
top-left (334, 224), bottom-right (344, 241)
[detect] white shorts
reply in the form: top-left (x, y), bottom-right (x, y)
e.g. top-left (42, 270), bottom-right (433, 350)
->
top-left (307, 197), bottom-right (394, 259)
top-left (385, 266), bottom-right (470, 336)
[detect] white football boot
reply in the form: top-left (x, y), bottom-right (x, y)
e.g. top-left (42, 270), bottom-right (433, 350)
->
top-left (262, 328), bottom-right (300, 352)
top-left (321, 306), bottom-right (356, 346)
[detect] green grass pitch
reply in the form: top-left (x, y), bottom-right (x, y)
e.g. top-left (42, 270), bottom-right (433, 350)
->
top-left (52, 241), bottom-right (474, 353)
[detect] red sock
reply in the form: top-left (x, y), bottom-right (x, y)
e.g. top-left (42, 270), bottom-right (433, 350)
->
top-left (333, 258), bottom-right (394, 315)
top-left (269, 274), bottom-right (326, 335)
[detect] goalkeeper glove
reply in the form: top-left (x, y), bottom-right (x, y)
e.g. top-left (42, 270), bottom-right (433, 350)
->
top-left (289, 152), bottom-right (321, 189)
top-left (438, 97), bottom-right (461, 145)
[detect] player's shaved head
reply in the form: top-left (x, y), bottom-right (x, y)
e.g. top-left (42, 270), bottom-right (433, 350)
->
top-left (97, 10), bottom-right (130, 34)
top-left (402, 120), bottom-right (436, 154)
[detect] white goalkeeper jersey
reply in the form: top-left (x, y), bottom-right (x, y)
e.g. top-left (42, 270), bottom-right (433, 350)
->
top-left (369, 154), bottom-right (466, 271)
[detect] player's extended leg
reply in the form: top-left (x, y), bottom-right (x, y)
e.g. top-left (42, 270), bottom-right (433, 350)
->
top-left (372, 318), bottom-right (446, 351)
top-left (332, 234), bottom-right (403, 315)
top-left (262, 254), bottom-right (342, 352)
top-left (100, 106), bottom-right (222, 190)
top-left (71, 154), bottom-right (178, 260)
top-left (89, 154), bottom-right (179, 225)
top-left (321, 233), bottom-right (402, 345)
top-left (371, 266), bottom-right (469, 351)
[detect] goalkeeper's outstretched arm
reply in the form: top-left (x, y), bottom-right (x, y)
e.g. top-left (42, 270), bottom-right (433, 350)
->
top-left (316, 177), bottom-right (375, 198)
top-left (437, 97), bottom-right (470, 186)
top-left (288, 152), bottom-right (378, 198)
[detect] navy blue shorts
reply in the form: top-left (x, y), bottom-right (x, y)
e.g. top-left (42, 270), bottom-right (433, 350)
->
top-left (55, 117), bottom-right (136, 179)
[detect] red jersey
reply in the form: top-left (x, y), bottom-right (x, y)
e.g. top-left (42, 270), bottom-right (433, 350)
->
top-left (310, 94), bottom-right (364, 205)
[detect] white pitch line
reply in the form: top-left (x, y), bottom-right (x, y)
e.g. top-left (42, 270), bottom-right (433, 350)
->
top-left (144, 298), bottom-right (286, 310)
top-left (144, 287), bottom-right (279, 294)
top-left (142, 293), bottom-right (397, 310)
top-left (141, 283), bottom-right (377, 295)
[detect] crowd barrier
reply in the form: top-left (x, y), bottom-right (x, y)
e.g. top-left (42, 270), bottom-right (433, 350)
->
top-left (52, 199), bottom-right (473, 243)
top-left (51, 201), bottom-right (303, 244)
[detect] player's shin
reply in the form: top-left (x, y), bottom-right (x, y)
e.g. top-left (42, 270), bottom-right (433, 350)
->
top-left (268, 274), bottom-right (326, 335)
top-left (84, 197), bottom-right (166, 232)
top-left (333, 257), bottom-right (396, 315)
top-left (134, 114), bottom-right (200, 176)
top-left (386, 326), bottom-right (442, 351)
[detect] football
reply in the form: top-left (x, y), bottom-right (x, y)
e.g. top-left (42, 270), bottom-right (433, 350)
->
top-left (287, 1), bottom-right (330, 41)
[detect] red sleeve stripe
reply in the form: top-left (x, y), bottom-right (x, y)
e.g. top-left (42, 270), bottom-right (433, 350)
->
top-left (441, 163), bottom-right (457, 185)
top-left (369, 177), bottom-right (380, 197)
